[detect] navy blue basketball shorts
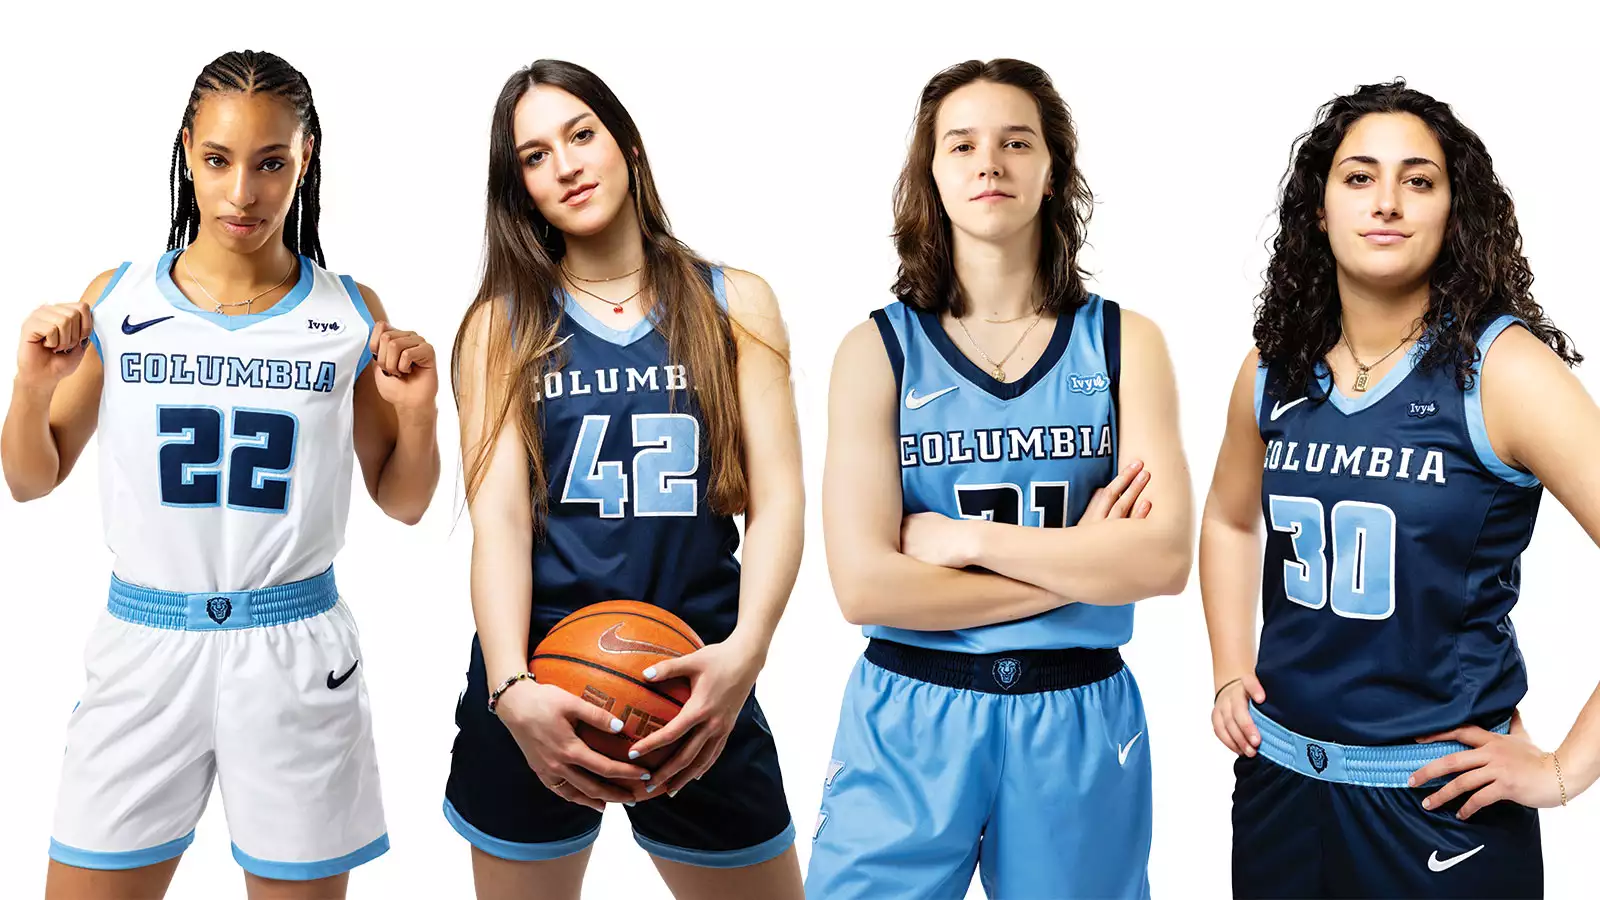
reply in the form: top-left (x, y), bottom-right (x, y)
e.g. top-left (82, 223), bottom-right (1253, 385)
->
top-left (1233, 707), bottom-right (1541, 898)
top-left (443, 636), bottom-right (795, 868)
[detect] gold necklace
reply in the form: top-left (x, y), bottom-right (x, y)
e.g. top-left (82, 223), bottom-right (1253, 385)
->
top-left (181, 253), bottom-right (297, 314)
top-left (1340, 318), bottom-right (1423, 392)
top-left (563, 267), bottom-right (642, 315)
top-left (956, 312), bottom-right (1045, 382)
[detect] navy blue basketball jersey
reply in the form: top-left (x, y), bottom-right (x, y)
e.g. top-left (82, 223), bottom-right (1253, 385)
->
top-left (1254, 316), bottom-right (1540, 745)
top-left (866, 294), bottom-right (1128, 654)
top-left (529, 266), bottom-right (741, 643)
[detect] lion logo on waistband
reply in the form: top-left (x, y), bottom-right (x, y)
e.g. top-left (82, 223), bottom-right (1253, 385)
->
top-left (1306, 743), bottom-right (1329, 774)
top-left (206, 596), bottom-right (232, 625)
top-left (993, 658), bottom-right (1021, 690)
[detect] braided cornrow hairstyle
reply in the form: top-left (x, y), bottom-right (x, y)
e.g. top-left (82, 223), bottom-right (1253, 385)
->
top-left (167, 50), bottom-right (325, 265)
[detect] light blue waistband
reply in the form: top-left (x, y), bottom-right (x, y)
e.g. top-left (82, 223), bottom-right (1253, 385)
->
top-left (1250, 705), bottom-right (1510, 788)
top-left (107, 567), bottom-right (337, 631)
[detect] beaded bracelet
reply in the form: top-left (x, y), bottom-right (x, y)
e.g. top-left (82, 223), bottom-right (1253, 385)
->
top-left (487, 672), bottom-right (536, 715)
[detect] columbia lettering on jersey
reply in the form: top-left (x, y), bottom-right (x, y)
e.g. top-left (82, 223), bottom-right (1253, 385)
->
top-left (1253, 316), bottom-right (1540, 745)
top-left (89, 250), bottom-right (374, 593)
top-left (867, 294), bottom-right (1128, 654)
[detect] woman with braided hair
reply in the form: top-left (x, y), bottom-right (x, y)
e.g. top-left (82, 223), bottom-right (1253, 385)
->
top-left (2, 49), bottom-right (440, 898)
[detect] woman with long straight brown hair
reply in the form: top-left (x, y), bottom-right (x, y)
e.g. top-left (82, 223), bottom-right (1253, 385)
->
top-left (439, 60), bottom-right (805, 899)
top-left (806, 59), bottom-right (1193, 899)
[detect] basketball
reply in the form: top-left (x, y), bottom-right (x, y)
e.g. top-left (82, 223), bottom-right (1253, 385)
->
top-left (532, 600), bottom-right (703, 769)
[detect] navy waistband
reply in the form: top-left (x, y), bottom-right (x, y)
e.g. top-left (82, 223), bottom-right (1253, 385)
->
top-left (107, 567), bottom-right (338, 631)
top-left (864, 639), bottom-right (1123, 694)
top-left (1250, 705), bottom-right (1511, 788)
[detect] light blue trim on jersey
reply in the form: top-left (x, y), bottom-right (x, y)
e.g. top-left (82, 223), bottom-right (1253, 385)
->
top-left (88, 261), bottom-right (133, 360)
top-left (1253, 362), bottom-right (1268, 421)
top-left (49, 830), bottom-right (194, 870)
top-left (561, 288), bottom-right (655, 346)
top-left (634, 821), bottom-right (795, 869)
top-left (443, 798), bottom-right (600, 860)
top-left (232, 833), bottom-right (389, 880)
top-left (1250, 705), bottom-right (1509, 788)
top-left (710, 265), bottom-right (728, 312)
top-left (1317, 340), bottom-right (1425, 415)
top-left (339, 275), bottom-right (376, 377)
top-left (1465, 315), bottom-right (1540, 488)
top-left (106, 565), bottom-right (337, 631)
top-left (154, 249), bottom-right (315, 331)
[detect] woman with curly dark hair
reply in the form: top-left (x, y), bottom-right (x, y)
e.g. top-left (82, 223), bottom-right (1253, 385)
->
top-left (808, 58), bottom-right (1192, 898)
top-left (1200, 80), bottom-right (1596, 898)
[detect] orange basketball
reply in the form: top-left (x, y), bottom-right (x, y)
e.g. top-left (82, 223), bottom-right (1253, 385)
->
top-left (532, 600), bottom-right (703, 769)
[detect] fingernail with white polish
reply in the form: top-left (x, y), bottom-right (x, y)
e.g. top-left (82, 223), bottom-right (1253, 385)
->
top-left (646, 785), bottom-right (658, 794)
top-left (640, 773), bottom-right (651, 781)
top-left (669, 790), bottom-right (678, 798)
top-left (625, 801), bottom-right (636, 807)
top-left (610, 718), bottom-right (624, 732)
top-left (643, 667), bottom-right (657, 680)
top-left (629, 750), bottom-right (640, 760)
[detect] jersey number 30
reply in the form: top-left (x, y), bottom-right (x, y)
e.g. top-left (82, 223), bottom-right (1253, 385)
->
top-left (1268, 495), bottom-right (1395, 620)
top-left (158, 406), bottom-right (297, 514)
top-left (562, 414), bottom-right (699, 518)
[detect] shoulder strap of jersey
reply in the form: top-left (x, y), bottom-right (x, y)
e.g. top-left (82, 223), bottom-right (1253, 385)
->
top-left (1101, 298), bottom-right (1122, 410)
top-left (869, 307), bottom-right (905, 395)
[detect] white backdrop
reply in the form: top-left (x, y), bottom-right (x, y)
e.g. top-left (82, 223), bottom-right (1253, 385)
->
top-left (2, 1), bottom-right (1595, 896)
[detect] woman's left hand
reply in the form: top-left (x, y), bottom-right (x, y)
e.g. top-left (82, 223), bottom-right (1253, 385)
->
top-left (369, 321), bottom-right (438, 412)
top-left (625, 635), bottom-right (766, 798)
top-left (1409, 712), bottom-right (1568, 818)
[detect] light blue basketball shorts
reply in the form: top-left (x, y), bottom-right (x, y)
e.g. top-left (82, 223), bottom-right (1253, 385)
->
top-left (805, 639), bottom-right (1152, 899)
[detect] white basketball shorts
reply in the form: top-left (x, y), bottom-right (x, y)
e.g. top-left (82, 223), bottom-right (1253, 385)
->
top-left (48, 566), bottom-right (389, 880)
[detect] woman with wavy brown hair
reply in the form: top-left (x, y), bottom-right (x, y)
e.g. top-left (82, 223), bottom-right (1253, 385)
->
top-left (1201, 80), bottom-right (1599, 898)
top-left (807, 58), bottom-right (1192, 899)
top-left (441, 60), bottom-right (804, 900)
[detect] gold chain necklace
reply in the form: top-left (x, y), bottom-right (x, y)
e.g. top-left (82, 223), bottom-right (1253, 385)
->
top-left (1340, 318), bottom-right (1423, 391)
top-left (181, 253), bottom-right (297, 314)
top-left (562, 264), bottom-right (642, 315)
top-left (956, 312), bottom-right (1045, 382)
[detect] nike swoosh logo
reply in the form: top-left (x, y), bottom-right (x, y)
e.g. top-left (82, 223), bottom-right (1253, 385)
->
top-left (906, 386), bottom-right (958, 410)
top-left (1428, 845), bottom-right (1484, 872)
top-left (1270, 397), bottom-right (1308, 421)
top-left (597, 623), bottom-right (684, 658)
top-left (1118, 731), bottom-right (1143, 766)
top-left (326, 660), bottom-right (360, 690)
top-left (121, 315), bottom-right (174, 335)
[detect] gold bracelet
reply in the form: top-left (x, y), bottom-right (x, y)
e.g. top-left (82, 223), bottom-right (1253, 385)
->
top-left (1550, 751), bottom-right (1568, 807)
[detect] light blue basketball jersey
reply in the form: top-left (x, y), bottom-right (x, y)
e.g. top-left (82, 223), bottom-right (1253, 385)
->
top-left (866, 295), bottom-right (1129, 653)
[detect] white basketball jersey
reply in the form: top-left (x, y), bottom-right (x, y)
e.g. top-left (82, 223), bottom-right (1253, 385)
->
top-left (90, 250), bottom-right (373, 593)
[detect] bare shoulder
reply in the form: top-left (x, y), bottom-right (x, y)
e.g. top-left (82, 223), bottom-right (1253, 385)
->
top-left (76, 268), bottom-right (123, 306)
top-left (1482, 321), bottom-right (1569, 381)
top-left (1116, 306), bottom-right (1171, 358)
top-left (719, 266), bottom-right (781, 319)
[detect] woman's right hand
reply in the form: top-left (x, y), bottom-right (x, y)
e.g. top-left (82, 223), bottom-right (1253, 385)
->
top-left (494, 680), bottom-right (653, 811)
top-left (1082, 459), bottom-right (1154, 521)
top-left (17, 302), bottom-right (94, 389)
top-left (1212, 673), bottom-right (1267, 756)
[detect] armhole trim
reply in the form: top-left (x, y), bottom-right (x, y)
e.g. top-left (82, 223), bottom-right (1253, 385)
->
top-left (870, 308), bottom-right (905, 396)
top-left (340, 274), bottom-right (376, 379)
top-left (1253, 362), bottom-right (1269, 430)
top-left (1465, 315), bottom-right (1539, 488)
top-left (1102, 298), bottom-right (1122, 469)
top-left (88, 261), bottom-right (132, 360)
